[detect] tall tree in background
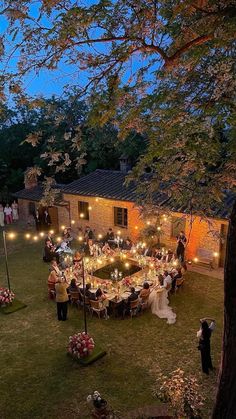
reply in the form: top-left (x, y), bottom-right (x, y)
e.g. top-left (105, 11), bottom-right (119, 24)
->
top-left (0, 1), bottom-right (236, 416)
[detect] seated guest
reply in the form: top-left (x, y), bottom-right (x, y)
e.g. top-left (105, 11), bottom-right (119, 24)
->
top-left (139, 282), bottom-right (150, 301)
top-left (102, 241), bottom-right (114, 256)
top-left (122, 238), bottom-right (133, 251)
top-left (48, 259), bottom-right (62, 286)
top-left (152, 247), bottom-right (162, 260)
top-left (81, 283), bottom-right (95, 300)
top-left (163, 270), bottom-right (172, 291)
top-left (73, 251), bottom-right (82, 264)
top-left (163, 249), bottom-right (174, 263)
top-left (43, 240), bottom-right (59, 263)
top-left (143, 246), bottom-right (153, 257)
top-left (105, 227), bottom-right (115, 242)
top-left (56, 239), bottom-right (73, 254)
top-left (62, 227), bottom-right (73, 243)
top-left (121, 287), bottom-right (138, 318)
top-left (171, 268), bottom-right (183, 290)
top-left (84, 226), bottom-right (94, 241)
top-left (68, 278), bottom-right (79, 293)
top-left (95, 288), bottom-right (109, 319)
top-left (84, 239), bottom-right (96, 256)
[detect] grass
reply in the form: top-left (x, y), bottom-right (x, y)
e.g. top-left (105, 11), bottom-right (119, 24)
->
top-left (0, 229), bottom-right (223, 419)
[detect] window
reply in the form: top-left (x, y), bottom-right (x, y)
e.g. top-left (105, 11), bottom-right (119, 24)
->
top-left (78, 201), bottom-right (89, 220)
top-left (114, 207), bottom-right (128, 228)
top-left (171, 216), bottom-right (186, 238)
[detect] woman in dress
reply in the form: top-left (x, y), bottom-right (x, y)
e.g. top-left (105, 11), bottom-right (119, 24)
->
top-left (0, 204), bottom-right (4, 227)
top-left (11, 200), bottom-right (19, 221)
top-left (148, 274), bottom-right (176, 324)
top-left (4, 203), bottom-right (13, 224)
top-left (197, 318), bottom-right (215, 374)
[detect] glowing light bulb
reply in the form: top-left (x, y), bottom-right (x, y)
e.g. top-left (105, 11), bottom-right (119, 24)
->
top-left (125, 262), bottom-right (130, 268)
top-left (193, 257), bottom-right (198, 263)
top-left (71, 220), bottom-right (75, 225)
top-left (213, 252), bottom-right (219, 257)
top-left (135, 226), bottom-right (138, 230)
top-left (95, 198), bottom-right (99, 202)
top-left (8, 232), bottom-right (16, 239)
top-left (147, 221), bottom-right (151, 225)
top-left (80, 213), bottom-right (84, 218)
top-left (25, 233), bottom-right (31, 239)
top-left (61, 225), bottom-right (65, 230)
top-left (49, 230), bottom-right (54, 234)
top-left (98, 234), bottom-right (102, 239)
top-left (33, 235), bottom-right (38, 241)
top-left (78, 236), bottom-right (83, 241)
top-left (88, 206), bottom-right (92, 210)
top-left (117, 230), bottom-right (121, 235)
top-left (110, 257), bottom-right (114, 262)
top-left (56, 237), bottom-right (61, 242)
top-left (39, 232), bottom-right (45, 237)
top-left (157, 226), bottom-right (161, 231)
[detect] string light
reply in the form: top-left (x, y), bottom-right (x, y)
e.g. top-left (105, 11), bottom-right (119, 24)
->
top-left (39, 232), bottom-right (45, 237)
top-left (71, 220), bottom-right (75, 225)
top-left (88, 206), bottom-right (92, 210)
top-left (49, 230), bottom-right (54, 234)
top-left (147, 221), bottom-right (151, 225)
top-left (78, 236), bottom-right (83, 241)
top-left (117, 230), bottom-right (121, 235)
top-left (56, 237), bottom-right (61, 242)
top-left (135, 226), bottom-right (138, 230)
top-left (33, 235), bottom-right (38, 241)
top-left (61, 225), bottom-right (65, 230)
top-left (98, 234), bottom-right (102, 239)
top-left (157, 226), bottom-right (161, 231)
top-left (193, 257), bottom-right (198, 263)
top-left (213, 252), bottom-right (219, 257)
top-left (125, 262), bottom-right (130, 268)
top-left (25, 233), bottom-right (31, 239)
top-left (95, 198), bottom-right (99, 202)
top-left (80, 213), bottom-right (84, 218)
top-left (8, 232), bottom-right (16, 239)
top-left (110, 257), bottom-right (114, 262)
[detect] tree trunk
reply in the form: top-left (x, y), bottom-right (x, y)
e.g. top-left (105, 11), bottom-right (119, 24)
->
top-left (212, 200), bottom-right (236, 418)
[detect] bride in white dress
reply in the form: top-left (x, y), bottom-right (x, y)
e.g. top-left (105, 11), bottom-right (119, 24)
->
top-left (148, 282), bottom-right (176, 325)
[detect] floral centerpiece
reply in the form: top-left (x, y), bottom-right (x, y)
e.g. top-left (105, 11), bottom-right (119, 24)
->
top-left (0, 287), bottom-right (15, 306)
top-left (68, 332), bottom-right (95, 359)
top-left (122, 277), bottom-right (132, 287)
top-left (87, 391), bottom-right (108, 411)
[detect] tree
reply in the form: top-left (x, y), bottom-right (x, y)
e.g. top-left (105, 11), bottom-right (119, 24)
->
top-left (0, 1), bottom-right (236, 416)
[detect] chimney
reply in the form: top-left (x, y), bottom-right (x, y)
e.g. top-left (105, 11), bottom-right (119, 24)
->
top-left (24, 168), bottom-right (38, 189)
top-left (119, 155), bottom-right (131, 173)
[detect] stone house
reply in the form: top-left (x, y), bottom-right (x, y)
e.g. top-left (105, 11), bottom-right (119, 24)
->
top-left (14, 163), bottom-right (230, 268)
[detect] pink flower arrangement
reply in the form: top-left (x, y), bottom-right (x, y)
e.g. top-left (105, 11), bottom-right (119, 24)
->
top-left (122, 277), bottom-right (132, 287)
top-left (0, 287), bottom-right (15, 306)
top-left (68, 332), bottom-right (95, 359)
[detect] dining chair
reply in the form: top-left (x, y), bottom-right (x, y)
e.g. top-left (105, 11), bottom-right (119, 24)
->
top-left (48, 283), bottom-right (56, 300)
top-left (90, 300), bottom-right (108, 319)
top-left (69, 291), bottom-right (80, 308)
top-left (129, 298), bottom-right (139, 318)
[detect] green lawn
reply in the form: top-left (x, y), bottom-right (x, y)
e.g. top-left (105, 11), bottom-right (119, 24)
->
top-left (0, 231), bottom-right (223, 419)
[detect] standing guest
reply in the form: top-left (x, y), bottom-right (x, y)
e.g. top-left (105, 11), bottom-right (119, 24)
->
top-left (11, 200), bottom-right (19, 221)
top-left (55, 277), bottom-right (69, 321)
top-left (43, 209), bottom-right (51, 230)
top-left (0, 204), bottom-right (4, 227)
top-left (43, 240), bottom-right (60, 263)
top-left (45, 231), bottom-right (55, 247)
top-left (197, 318), bottom-right (215, 375)
top-left (4, 204), bottom-right (13, 224)
top-left (176, 231), bottom-right (187, 262)
top-left (34, 209), bottom-right (41, 232)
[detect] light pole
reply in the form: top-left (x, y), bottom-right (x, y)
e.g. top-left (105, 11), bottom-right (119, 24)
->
top-left (81, 256), bottom-right (88, 334)
top-left (2, 230), bottom-right (11, 291)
